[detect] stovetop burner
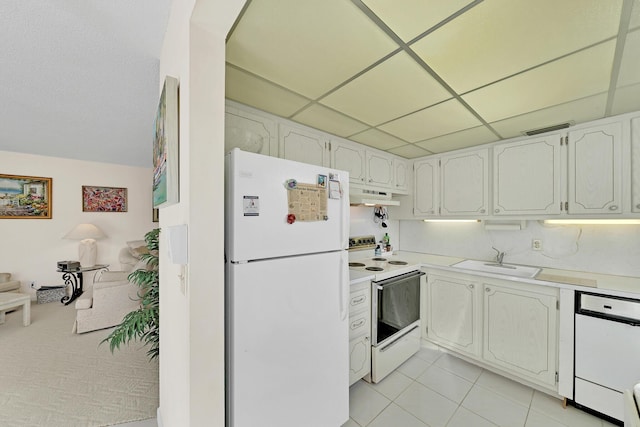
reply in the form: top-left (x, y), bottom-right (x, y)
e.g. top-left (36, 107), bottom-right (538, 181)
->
top-left (371, 257), bottom-right (387, 261)
top-left (365, 267), bottom-right (384, 271)
top-left (388, 260), bottom-right (408, 265)
top-left (349, 262), bottom-right (366, 268)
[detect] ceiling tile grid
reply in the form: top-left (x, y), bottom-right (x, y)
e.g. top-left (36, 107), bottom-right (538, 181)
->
top-left (225, 0), bottom-right (636, 159)
top-left (319, 51), bottom-right (452, 126)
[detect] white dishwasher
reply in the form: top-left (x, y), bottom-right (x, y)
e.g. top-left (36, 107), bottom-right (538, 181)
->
top-left (574, 292), bottom-right (640, 423)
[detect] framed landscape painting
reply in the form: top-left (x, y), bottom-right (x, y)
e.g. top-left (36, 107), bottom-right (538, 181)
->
top-left (82, 186), bottom-right (127, 212)
top-left (153, 75), bottom-right (179, 208)
top-left (0, 174), bottom-right (52, 219)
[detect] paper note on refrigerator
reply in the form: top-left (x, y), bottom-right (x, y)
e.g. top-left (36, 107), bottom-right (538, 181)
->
top-left (287, 183), bottom-right (328, 221)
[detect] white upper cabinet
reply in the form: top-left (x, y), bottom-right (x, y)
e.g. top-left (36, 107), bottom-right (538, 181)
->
top-left (279, 124), bottom-right (329, 167)
top-left (413, 158), bottom-right (439, 216)
top-left (225, 106), bottom-right (278, 156)
top-left (393, 158), bottom-right (409, 194)
top-left (493, 136), bottom-right (562, 215)
top-left (366, 151), bottom-right (394, 189)
top-left (631, 117), bottom-right (640, 213)
top-left (440, 149), bottom-right (489, 216)
top-left (331, 138), bottom-right (400, 192)
top-left (567, 122), bottom-right (623, 214)
top-left (330, 140), bottom-right (366, 184)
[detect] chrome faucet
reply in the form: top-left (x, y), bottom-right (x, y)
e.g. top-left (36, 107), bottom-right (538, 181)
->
top-left (492, 247), bottom-right (505, 265)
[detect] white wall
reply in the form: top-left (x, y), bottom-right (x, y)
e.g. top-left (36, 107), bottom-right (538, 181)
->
top-left (350, 206), bottom-right (399, 251)
top-left (157, 1), bottom-right (244, 426)
top-left (0, 150), bottom-right (155, 295)
top-left (400, 219), bottom-right (640, 277)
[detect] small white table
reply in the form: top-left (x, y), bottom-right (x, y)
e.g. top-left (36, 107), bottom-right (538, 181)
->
top-left (0, 293), bottom-right (31, 326)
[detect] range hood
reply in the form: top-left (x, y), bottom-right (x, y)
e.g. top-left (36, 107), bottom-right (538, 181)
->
top-left (349, 189), bottom-right (400, 206)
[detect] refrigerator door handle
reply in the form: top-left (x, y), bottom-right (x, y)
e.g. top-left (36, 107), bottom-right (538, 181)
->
top-left (340, 182), bottom-right (349, 249)
top-left (340, 252), bottom-right (349, 320)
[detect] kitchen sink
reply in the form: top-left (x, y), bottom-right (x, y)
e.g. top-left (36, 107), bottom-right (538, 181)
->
top-left (452, 259), bottom-right (541, 278)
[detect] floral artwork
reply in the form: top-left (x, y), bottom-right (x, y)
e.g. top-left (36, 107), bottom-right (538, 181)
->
top-left (82, 186), bottom-right (127, 212)
top-left (0, 174), bottom-right (52, 219)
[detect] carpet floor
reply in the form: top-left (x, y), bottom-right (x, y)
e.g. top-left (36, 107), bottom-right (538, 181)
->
top-left (0, 298), bottom-right (158, 426)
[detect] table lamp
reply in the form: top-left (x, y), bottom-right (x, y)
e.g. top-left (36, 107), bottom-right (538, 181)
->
top-left (64, 223), bottom-right (106, 267)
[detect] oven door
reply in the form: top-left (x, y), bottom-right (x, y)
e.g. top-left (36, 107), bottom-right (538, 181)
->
top-left (372, 270), bottom-right (424, 347)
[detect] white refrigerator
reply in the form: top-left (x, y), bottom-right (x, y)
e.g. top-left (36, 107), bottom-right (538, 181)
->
top-left (225, 148), bottom-right (350, 427)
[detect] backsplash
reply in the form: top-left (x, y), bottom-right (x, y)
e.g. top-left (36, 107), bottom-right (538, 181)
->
top-left (399, 220), bottom-right (640, 277)
top-left (350, 206), bottom-right (399, 251)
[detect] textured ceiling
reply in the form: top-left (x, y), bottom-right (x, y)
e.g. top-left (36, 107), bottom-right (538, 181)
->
top-left (0, 0), bottom-right (171, 167)
top-left (226, 0), bottom-right (640, 159)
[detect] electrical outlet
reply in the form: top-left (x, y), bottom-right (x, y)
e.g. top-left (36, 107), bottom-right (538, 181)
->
top-left (532, 239), bottom-right (542, 251)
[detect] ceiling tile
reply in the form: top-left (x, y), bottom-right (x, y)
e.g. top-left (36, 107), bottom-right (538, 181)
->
top-left (631, 0), bottom-right (640, 29)
top-left (412, 0), bottom-right (623, 93)
top-left (226, 0), bottom-right (397, 99)
top-left (379, 99), bottom-right (482, 142)
top-left (362, 0), bottom-right (475, 42)
top-left (388, 144), bottom-right (433, 159)
top-left (462, 41), bottom-right (615, 123)
top-left (617, 29), bottom-right (640, 87)
top-left (225, 65), bottom-right (310, 117)
top-left (490, 93), bottom-right (607, 138)
top-left (612, 83), bottom-right (640, 115)
top-left (415, 126), bottom-right (498, 153)
top-left (349, 128), bottom-right (408, 151)
top-left (291, 104), bottom-right (369, 138)
top-left (320, 52), bottom-right (451, 126)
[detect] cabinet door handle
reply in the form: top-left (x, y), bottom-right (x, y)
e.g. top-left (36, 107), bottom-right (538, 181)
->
top-left (609, 205), bottom-right (619, 211)
top-left (494, 209), bottom-right (500, 213)
top-left (361, 178), bottom-right (365, 182)
top-left (368, 179), bottom-right (373, 182)
top-left (636, 204), bottom-right (640, 209)
top-left (468, 284), bottom-right (474, 289)
top-left (485, 287), bottom-right (491, 292)
top-left (480, 209), bottom-right (486, 214)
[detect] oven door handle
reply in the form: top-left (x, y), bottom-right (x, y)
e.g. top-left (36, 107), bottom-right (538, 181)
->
top-left (375, 271), bottom-right (425, 290)
top-left (379, 324), bottom-right (420, 353)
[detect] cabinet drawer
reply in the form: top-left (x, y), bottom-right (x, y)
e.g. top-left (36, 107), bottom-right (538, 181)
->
top-left (349, 312), bottom-right (370, 340)
top-left (349, 287), bottom-right (370, 315)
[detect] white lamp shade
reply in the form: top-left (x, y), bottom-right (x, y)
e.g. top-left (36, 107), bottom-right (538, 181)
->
top-left (64, 223), bottom-right (106, 240)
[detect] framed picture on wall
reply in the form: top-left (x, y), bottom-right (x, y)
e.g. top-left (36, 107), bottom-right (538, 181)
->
top-left (0, 174), bottom-right (52, 219)
top-left (82, 185), bottom-right (128, 212)
top-left (153, 75), bottom-right (179, 208)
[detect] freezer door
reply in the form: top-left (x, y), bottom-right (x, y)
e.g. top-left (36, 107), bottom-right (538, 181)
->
top-left (227, 251), bottom-right (349, 427)
top-left (226, 149), bottom-right (349, 262)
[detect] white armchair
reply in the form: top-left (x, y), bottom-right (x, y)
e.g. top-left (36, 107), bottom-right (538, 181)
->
top-left (0, 273), bottom-right (20, 293)
top-left (72, 240), bottom-right (149, 334)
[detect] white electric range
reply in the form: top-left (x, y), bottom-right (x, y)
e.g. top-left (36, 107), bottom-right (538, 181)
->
top-left (348, 236), bottom-right (423, 383)
top-left (348, 235), bottom-right (421, 281)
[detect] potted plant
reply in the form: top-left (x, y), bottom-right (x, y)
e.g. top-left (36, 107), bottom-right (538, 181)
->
top-left (102, 228), bottom-right (160, 360)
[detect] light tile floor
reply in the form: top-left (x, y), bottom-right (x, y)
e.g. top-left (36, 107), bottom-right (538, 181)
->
top-left (345, 346), bottom-right (620, 427)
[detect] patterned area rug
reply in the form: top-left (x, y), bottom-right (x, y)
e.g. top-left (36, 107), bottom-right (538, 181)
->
top-left (0, 298), bottom-right (158, 426)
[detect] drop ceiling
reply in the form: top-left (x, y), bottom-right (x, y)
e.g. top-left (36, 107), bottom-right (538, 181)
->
top-left (225, 0), bottom-right (640, 159)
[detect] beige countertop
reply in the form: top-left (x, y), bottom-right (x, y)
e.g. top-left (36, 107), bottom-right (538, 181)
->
top-left (350, 250), bottom-right (640, 298)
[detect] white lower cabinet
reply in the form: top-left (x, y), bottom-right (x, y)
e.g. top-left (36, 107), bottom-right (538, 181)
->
top-left (348, 281), bottom-right (371, 386)
top-left (483, 280), bottom-right (558, 388)
top-left (427, 272), bottom-right (480, 357)
top-left (349, 334), bottom-right (371, 386)
top-left (425, 270), bottom-right (559, 391)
